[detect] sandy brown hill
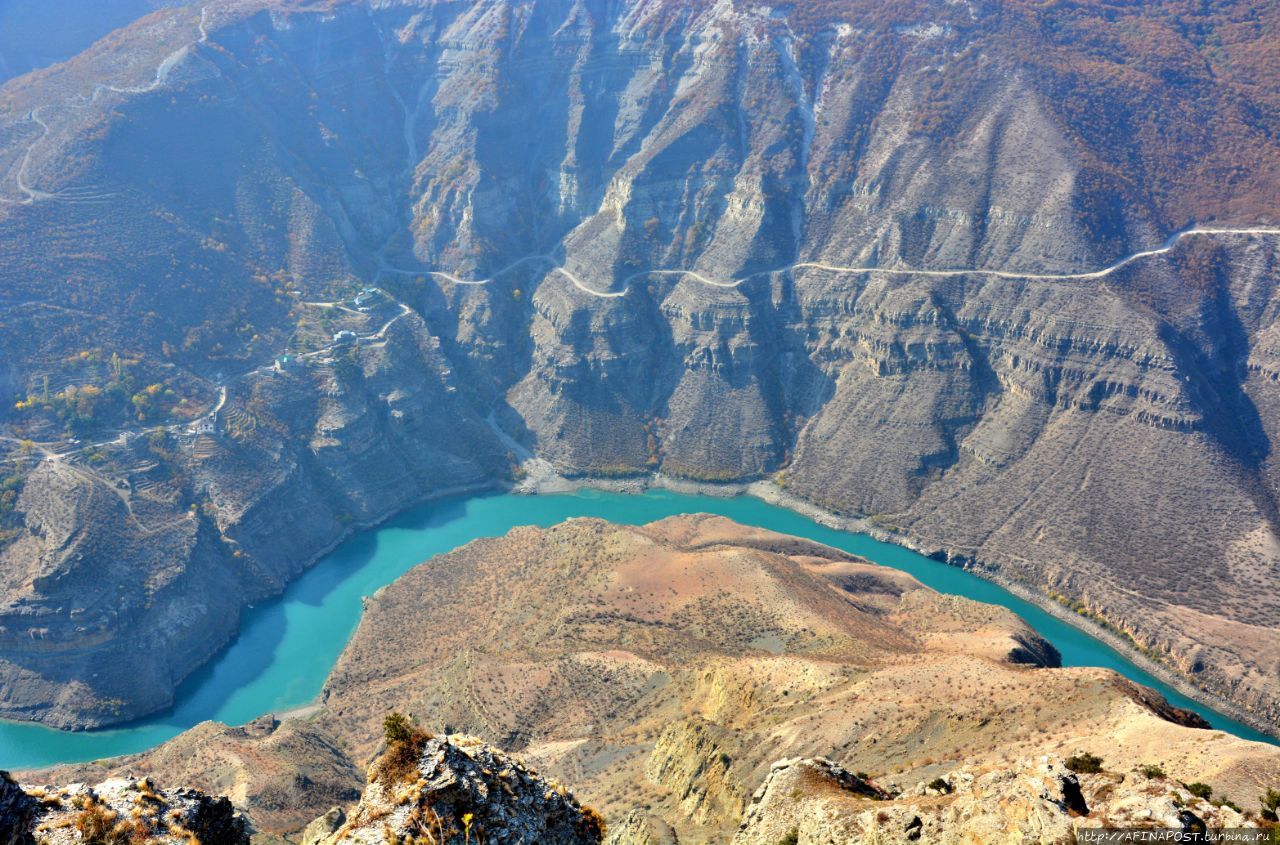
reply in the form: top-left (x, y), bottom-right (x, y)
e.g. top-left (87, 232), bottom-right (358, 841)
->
top-left (315, 515), bottom-right (1280, 843)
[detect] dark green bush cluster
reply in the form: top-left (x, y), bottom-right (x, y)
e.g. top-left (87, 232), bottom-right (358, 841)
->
top-left (383, 711), bottom-right (414, 744)
top-left (1185, 782), bottom-right (1212, 801)
top-left (1065, 753), bottom-right (1103, 774)
top-left (1260, 788), bottom-right (1279, 822)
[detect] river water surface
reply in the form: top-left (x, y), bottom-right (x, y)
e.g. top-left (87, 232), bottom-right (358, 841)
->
top-left (2, 489), bottom-right (1274, 769)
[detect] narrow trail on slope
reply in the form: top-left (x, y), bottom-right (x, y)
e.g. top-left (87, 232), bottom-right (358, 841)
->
top-left (784, 226), bottom-right (1280, 283)
top-left (10, 109), bottom-right (52, 203)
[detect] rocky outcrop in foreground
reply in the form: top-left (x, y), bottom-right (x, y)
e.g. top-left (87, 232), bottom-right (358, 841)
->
top-left (0, 772), bottom-right (36, 845)
top-left (733, 755), bottom-right (1259, 845)
top-left (317, 733), bottom-right (604, 845)
top-left (29, 714), bottom-right (363, 838)
top-left (0, 771), bottom-right (247, 845)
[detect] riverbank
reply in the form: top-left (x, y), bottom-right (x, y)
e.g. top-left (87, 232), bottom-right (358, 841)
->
top-left (516, 467), bottom-right (1280, 743)
top-left (272, 702), bottom-right (322, 722)
top-left (1, 483), bottom-right (1275, 771)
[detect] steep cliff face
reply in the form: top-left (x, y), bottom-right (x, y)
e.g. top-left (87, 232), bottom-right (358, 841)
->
top-left (0, 311), bottom-right (507, 728)
top-left (0, 0), bottom-right (1277, 730)
top-left (644, 719), bottom-right (747, 828)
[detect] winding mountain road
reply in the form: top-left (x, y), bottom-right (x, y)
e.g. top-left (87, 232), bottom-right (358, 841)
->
top-left (2, 3), bottom-right (1276, 291)
top-left (387, 225), bottom-right (1280, 299)
top-left (10, 108), bottom-right (52, 203)
top-left (783, 225), bottom-right (1280, 284)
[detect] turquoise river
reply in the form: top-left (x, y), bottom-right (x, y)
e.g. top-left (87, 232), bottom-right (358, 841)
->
top-left (2, 489), bottom-right (1275, 769)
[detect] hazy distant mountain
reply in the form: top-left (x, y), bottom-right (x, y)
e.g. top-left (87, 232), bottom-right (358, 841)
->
top-left (0, 0), bottom-right (1276, 739)
top-left (0, 0), bottom-right (184, 83)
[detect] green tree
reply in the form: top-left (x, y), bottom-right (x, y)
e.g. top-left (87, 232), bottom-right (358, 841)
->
top-left (383, 712), bottom-right (413, 745)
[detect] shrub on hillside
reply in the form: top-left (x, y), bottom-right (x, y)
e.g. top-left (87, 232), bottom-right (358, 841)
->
top-left (383, 711), bottom-right (413, 745)
top-left (1186, 782), bottom-right (1213, 801)
top-left (1262, 788), bottom-right (1280, 822)
top-left (73, 802), bottom-right (139, 845)
top-left (581, 804), bottom-right (607, 842)
top-left (1065, 753), bottom-right (1103, 774)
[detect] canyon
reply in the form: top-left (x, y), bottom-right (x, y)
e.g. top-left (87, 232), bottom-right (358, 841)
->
top-left (3, 0), bottom-right (1280, 841)
top-left (0, 0), bottom-right (1276, 751)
